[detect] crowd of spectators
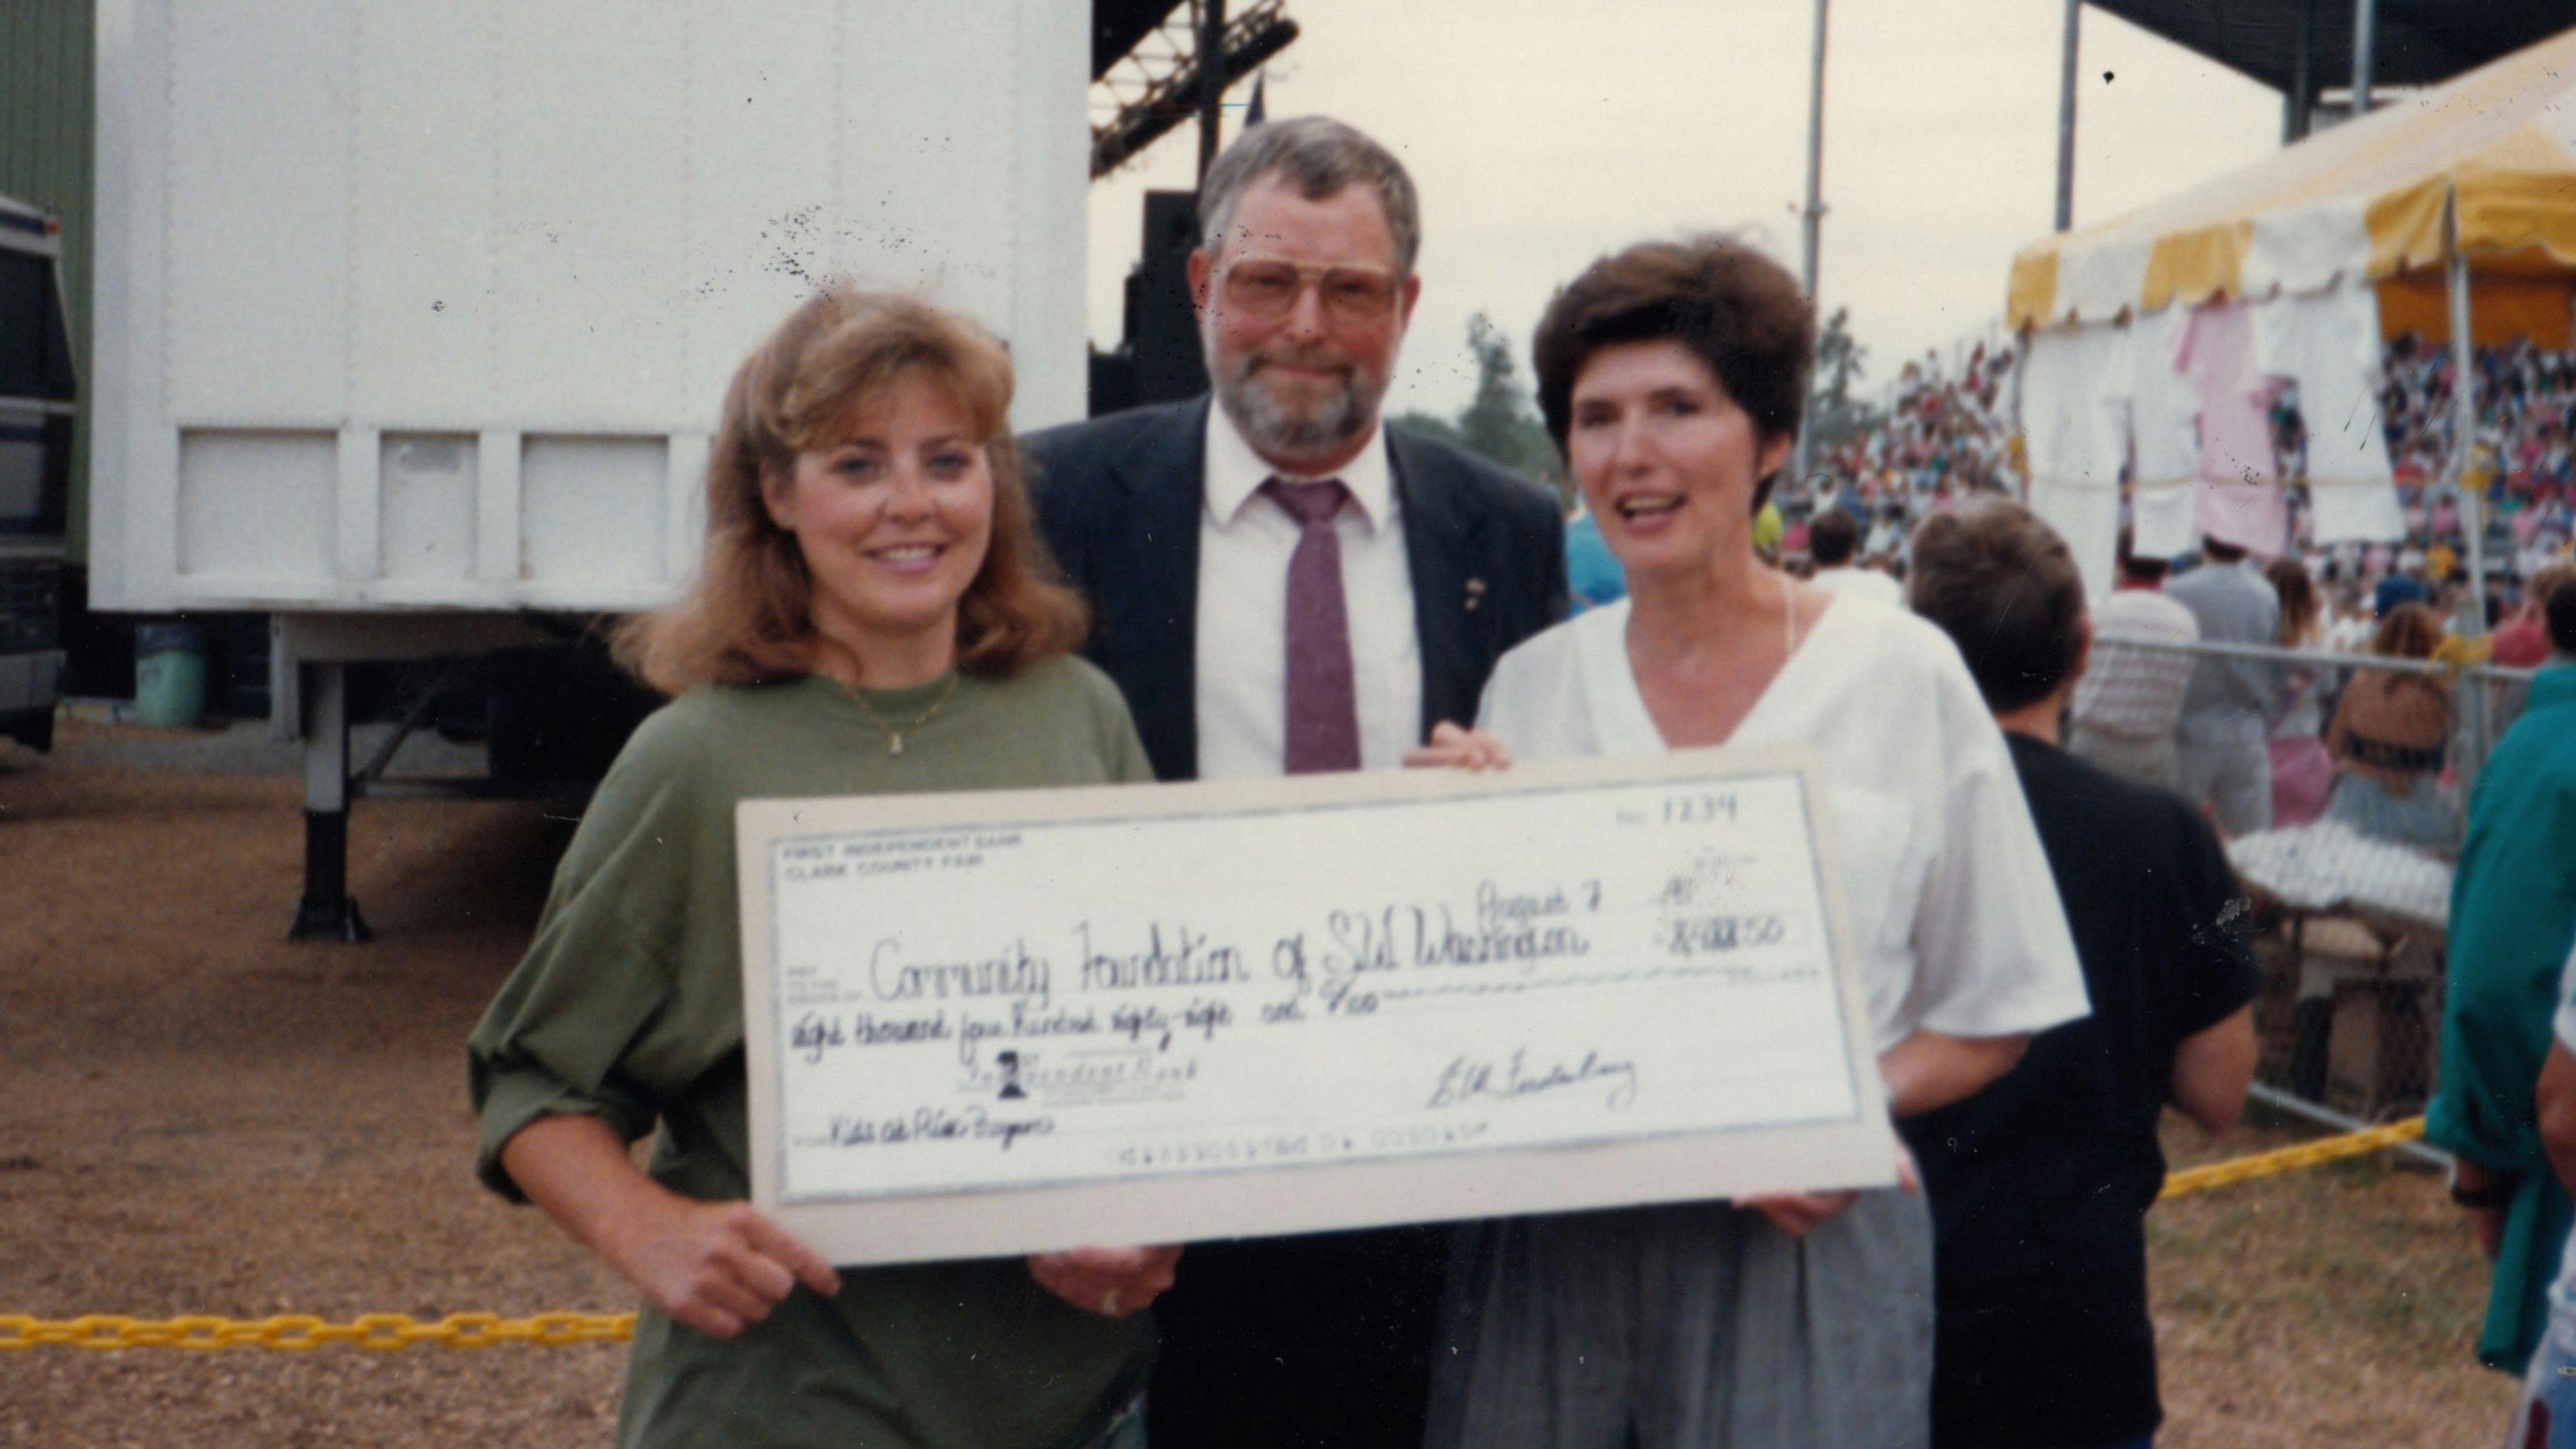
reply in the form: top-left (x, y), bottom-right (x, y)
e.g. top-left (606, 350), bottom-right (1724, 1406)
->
top-left (2285, 333), bottom-right (2576, 593)
top-left (1769, 341), bottom-right (2022, 573)
top-left (1762, 330), bottom-right (2576, 607)
top-left (1825, 341), bottom-right (2023, 501)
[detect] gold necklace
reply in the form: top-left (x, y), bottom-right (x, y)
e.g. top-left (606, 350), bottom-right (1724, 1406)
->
top-left (846, 672), bottom-right (962, 756)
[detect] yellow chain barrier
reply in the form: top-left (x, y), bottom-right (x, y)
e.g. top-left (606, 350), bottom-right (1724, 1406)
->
top-left (0, 1117), bottom-right (2438, 1351)
top-left (0, 1311), bottom-right (633, 1352)
top-left (2158, 1115), bottom-right (2427, 1200)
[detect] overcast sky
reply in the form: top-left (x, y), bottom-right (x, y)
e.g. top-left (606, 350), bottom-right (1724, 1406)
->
top-left (1085, 0), bottom-right (2284, 418)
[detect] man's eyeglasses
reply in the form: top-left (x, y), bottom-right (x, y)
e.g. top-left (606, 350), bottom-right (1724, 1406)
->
top-left (1217, 257), bottom-right (1404, 322)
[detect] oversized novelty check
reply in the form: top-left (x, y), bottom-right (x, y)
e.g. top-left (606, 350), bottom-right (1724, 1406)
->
top-left (737, 746), bottom-right (1894, 1266)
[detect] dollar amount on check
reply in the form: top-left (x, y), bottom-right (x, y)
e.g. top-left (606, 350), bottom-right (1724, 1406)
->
top-left (737, 748), bottom-right (1895, 1264)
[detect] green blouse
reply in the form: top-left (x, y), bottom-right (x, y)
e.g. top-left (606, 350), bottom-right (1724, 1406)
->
top-left (468, 658), bottom-right (1158, 1449)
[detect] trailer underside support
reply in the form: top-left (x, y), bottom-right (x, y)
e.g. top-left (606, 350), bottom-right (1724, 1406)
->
top-left (288, 660), bottom-right (370, 942)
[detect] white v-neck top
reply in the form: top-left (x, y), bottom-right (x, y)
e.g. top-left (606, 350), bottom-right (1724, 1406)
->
top-left (1475, 593), bottom-right (2089, 1052)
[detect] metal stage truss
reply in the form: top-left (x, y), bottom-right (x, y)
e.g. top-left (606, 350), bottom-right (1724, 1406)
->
top-left (1090, 0), bottom-right (1299, 180)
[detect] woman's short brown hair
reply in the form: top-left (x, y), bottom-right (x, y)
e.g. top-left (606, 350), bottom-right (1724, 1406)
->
top-left (614, 288), bottom-right (1088, 693)
top-left (1906, 497), bottom-right (2088, 712)
top-left (1531, 235), bottom-right (1814, 511)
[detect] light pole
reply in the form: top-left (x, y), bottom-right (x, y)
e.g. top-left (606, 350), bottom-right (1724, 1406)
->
top-left (2054, 0), bottom-right (2079, 232)
top-left (1791, 0), bottom-right (1829, 497)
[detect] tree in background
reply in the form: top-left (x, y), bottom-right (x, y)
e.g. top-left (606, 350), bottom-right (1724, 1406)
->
top-left (1394, 314), bottom-right (1567, 506)
top-left (1808, 306), bottom-right (1880, 449)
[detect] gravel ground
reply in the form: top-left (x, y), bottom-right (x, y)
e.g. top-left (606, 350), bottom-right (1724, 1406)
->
top-left (1, 719), bottom-right (623, 1447)
top-left (0, 717), bottom-right (2527, 1445)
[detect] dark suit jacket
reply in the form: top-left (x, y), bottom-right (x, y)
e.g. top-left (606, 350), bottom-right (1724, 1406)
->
top-left (1020, 398), bottom-right (1566, 1447)
top-left (1023, 398), bottom-right (1568, 783)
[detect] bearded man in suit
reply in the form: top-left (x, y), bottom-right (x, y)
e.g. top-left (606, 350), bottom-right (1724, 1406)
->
top-left (1024, 114), bottom-right (1566, 1448)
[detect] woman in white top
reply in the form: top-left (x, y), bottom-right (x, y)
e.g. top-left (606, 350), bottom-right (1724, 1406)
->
top-left (1407, 237), bottom-right (2089, 1449)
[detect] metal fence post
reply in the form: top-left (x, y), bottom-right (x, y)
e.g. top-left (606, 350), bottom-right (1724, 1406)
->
top-left (2446, 191), bottom-right (2494, 783)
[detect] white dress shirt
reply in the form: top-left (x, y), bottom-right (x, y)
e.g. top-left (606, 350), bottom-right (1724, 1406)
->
top-left (1474, 595), bottom-right (2091, 1052)
top-left (1195, 406), bottom-right (1422, 780)
top-left (1806, 564), bottom-right (1904, 606)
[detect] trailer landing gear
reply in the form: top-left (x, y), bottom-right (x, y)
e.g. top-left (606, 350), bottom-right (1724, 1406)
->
top-left (289, 661), bottom-right (370, 942)
top-left (291, 808), bottom-right (370, 941)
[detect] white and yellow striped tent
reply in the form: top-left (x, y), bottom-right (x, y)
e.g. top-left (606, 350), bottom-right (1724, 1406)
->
top-left (2012, 25), bottom-right (2576, 333)
top-left (2009, 23), bottom-right (2576, 595)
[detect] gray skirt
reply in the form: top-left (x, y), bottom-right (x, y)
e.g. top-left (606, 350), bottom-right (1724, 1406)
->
top-left (1424, 1189), bottom-right (1933, 1449)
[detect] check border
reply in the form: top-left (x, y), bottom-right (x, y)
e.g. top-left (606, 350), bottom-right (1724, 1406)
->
top-left (737, 743), bottom-right (1894, 1266)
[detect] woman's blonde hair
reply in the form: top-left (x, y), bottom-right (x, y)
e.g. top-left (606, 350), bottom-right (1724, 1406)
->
top-left (614, 288), bottom-right (1088, 693)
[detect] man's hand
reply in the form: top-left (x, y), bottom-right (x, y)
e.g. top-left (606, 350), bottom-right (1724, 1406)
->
top-left (1028, 1244), bottom-right (1183, 1319)
top-left (2467, 1206), bottom-right (2506, 1261)
top-left (1403, 722), bottom-right (1512, 772)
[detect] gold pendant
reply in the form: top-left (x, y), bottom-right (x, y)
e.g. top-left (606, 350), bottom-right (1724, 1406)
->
top-left (888, 733), bottom-right (904, 756)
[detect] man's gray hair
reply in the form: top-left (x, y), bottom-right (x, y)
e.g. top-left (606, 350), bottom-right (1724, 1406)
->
top-left (1197, 115), bottom-right (1421, 275)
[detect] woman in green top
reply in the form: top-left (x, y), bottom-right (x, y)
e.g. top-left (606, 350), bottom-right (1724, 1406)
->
top-left (469, 289), bottom-right (1177, 1449)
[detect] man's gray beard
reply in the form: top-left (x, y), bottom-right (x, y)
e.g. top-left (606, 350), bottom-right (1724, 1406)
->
top-left (1214, 362), bottom-right (1385, 464)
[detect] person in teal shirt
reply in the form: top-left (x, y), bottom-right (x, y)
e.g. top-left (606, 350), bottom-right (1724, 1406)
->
top-left (1564, 506), bottom-right (1626, 614)
top-left (2428, 577), bottom-right (2576, 1374)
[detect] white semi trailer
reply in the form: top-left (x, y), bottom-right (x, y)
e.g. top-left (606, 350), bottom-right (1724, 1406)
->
top-left (89, 0), bottom-right (1093, 936)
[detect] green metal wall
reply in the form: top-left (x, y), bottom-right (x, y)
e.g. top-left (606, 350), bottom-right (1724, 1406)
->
top-left (1, 0), bottom-right (96, 559)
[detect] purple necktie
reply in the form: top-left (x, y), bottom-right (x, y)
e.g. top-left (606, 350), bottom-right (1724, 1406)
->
top-left (1265, 478), bottom-right (1362, 774)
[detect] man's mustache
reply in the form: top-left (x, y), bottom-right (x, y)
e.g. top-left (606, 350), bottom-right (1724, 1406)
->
top-left (1245, 349), bottom-right (1355, 380)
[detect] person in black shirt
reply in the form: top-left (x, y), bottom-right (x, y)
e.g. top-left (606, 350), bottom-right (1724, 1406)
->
top-left (1904, 498), bottom-right (2262, 1449)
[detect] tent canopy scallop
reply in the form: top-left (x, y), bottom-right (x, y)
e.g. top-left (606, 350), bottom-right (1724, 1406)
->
top-left (2009, 24), bottom-right (2576, 328)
